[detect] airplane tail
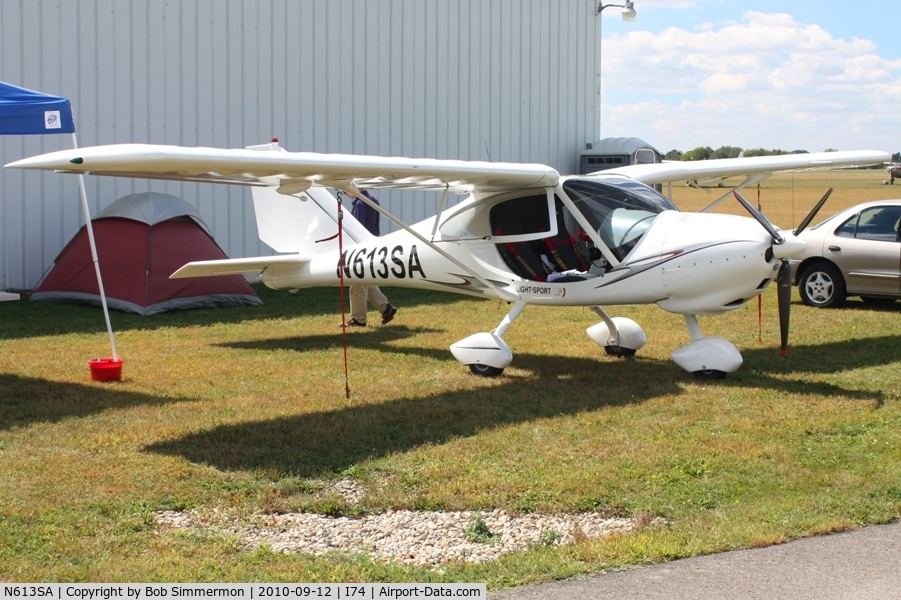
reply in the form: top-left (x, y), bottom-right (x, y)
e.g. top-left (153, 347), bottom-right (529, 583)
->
top-left (171, 141), bottom-right (373, 282)
top-left (247, 141), bottom-right (373, 254)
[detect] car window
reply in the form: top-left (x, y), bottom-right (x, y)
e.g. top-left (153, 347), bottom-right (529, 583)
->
top-left (835, 206), bottom-right (901, 242)
top-left (834, 214), bottom-right (858, 238)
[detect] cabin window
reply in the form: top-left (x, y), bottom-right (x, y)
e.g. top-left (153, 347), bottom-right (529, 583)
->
top-left (489, 193), bottom-right (552, 236)
top-left (491, 195), bottom-right (589, 282)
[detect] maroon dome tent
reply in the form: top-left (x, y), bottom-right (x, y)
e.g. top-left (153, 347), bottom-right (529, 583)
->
top-left (31, 192), bottom-right (262, 315)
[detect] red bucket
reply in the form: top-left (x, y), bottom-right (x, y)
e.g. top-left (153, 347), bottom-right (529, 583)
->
top-left (88, 357), bottom-right (124, 382)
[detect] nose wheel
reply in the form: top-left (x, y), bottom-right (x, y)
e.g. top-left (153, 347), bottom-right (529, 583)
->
top-left (468, 363), bottom-right (504, 377)
top-left (671, 315), bottom-right (742, 378)
top-left (693, 369), bottom-right (727, 380)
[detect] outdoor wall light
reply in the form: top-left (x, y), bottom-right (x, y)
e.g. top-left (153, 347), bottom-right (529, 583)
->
top-left (597, 0), bottom-right (637, 21)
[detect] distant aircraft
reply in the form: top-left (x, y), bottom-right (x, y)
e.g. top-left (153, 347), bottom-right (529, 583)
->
top-left (7, 144), bottom-right (890, 380)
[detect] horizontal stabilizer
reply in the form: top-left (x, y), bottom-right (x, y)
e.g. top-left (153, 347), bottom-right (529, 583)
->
top-left (171, 254), bottom-right (310, 279)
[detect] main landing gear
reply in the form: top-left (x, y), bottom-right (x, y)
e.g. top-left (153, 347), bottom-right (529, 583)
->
top-left (449, 301), bottom-right (525, 377)
top-left (585, 306), bottom-right (647, 358)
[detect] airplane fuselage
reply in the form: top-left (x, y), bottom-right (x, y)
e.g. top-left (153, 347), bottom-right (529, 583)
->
top-left (889, 163), bottom-right (900, 183)
top-left (260, 206), bottom-right (785, 317)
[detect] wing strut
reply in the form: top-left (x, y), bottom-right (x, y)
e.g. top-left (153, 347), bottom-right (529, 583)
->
top-left (698, 173), bottom-right (771, 213)
top-left (345, 183), bottom-right (521, 302)
top-left (430, 185), bottom-right (450, 241)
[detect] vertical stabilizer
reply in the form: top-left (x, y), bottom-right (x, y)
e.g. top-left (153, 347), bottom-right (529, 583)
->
top-left (246, 141), bottom-right (373, 255)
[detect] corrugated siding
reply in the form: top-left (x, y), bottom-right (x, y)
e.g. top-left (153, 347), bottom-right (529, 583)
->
top-left (0, 0), bottom-right (599, 290)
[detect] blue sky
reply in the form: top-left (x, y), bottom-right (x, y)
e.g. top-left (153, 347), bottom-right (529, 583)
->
top-left (599, 0), bottom-right (901, 155)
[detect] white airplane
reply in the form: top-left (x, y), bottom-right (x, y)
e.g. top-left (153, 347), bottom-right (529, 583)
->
top-left (7, 144), bottom-right (890, 379)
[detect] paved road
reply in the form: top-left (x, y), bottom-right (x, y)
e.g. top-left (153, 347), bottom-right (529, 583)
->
top-left (490, 521), bottom-right (901, 600)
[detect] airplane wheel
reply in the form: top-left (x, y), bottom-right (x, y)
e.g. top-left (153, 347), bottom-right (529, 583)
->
top-left (693, 369), bottom-right (727, 380)
top-left (604, 345), bottom-right (636, 358)
top-left (469, 364), bottom-right (504, 377)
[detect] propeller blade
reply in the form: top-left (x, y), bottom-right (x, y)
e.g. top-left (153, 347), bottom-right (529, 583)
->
top-left (793, 188), bottom-right (833, 236)
top-left (777, 260), bottom-right (792, 357)
top-left (733, 190), bottom-right (784, 244)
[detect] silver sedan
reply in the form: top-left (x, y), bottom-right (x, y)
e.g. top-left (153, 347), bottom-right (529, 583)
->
top-left (789, 199), bottom-right (901, 307)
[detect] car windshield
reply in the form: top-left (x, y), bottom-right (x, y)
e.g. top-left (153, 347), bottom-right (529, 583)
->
top-left (562, 178), bottom-right (677, 261)
top-left (809, 212), bottom-right (846, 231)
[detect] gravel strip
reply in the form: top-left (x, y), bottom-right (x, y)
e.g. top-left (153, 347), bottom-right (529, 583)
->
top-left (156, 506), bottom-right (657, 569)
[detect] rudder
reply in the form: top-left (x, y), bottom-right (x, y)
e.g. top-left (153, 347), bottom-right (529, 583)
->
top-left (247, 141), bottom-right (373, 255)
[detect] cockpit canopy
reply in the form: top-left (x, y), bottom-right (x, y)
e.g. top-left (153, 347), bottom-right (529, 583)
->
top-left (562, 178), bottom-right (677, 261)
top-left (436, 176), bottom-right (677, 281)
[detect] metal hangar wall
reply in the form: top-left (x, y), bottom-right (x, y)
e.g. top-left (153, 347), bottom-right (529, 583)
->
top-left (0, 0), bottom-right (600, 290)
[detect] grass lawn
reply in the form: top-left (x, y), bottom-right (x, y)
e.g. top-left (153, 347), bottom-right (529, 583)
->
top-left (0, 170), bottom-right (899, 585)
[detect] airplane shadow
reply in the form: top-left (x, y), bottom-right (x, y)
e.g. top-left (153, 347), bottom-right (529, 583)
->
top-left (0, 373), bottom-right (195, 432)
top-left (146, 333), bottom-right (892, 478)
top-left (146, 351), bottom-right (678, 477)
top-left (219, 324), bottom-right (448, 359)
top-left (0, 286), bottom-right (463, 341)
top-left (744, 333), bottom-right (900, 371)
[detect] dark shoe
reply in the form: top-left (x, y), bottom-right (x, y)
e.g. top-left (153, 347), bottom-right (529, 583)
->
top-left (381, 303), bottom-right (397, 324)
top-left (344, 317), bottom-right (367, 327)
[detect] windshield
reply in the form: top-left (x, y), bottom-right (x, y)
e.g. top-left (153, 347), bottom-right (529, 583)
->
top-left (562, 178), bottom-right (677, 261)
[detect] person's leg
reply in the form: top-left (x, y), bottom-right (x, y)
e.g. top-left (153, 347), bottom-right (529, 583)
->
top-left (368, 286), bottom-right (397, 324)
top-left (366, 286), bottom-right (388, 312)
top-left (348, 285), bottom-right (368, 325)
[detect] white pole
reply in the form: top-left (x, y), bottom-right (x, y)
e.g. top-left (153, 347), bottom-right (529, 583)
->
top-left (72, 133), bottom-right (118, 360)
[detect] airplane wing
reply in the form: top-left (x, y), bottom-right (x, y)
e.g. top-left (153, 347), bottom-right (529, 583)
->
top-left (5, 143), bottom-right (559, 194)
top-left (600, 150), bottom-right (891, 186)
top-left (8, 143), bottom-right (888, 195)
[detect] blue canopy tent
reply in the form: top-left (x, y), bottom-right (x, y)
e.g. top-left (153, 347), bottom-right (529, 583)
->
top-left (0, 81), bottom-right (118, 359)
top-left (0, 81), bottom-right (76, 135)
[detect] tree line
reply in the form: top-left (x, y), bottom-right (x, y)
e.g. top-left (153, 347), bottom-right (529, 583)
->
top-left (664, 146), bottom-right (901, 164)
top-left (664, 146), bottom-right (821, 161)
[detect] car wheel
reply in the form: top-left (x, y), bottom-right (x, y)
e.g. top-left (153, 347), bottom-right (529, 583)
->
top-left (799, 263), bottom-right (846, 308)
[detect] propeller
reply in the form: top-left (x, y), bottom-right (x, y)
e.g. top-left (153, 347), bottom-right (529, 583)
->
top-left (776, 259), bottom-right (791, 356)
top-left (732, 190), bottom-right (790, 354)
top-left (794, 187), bottom-right (833, 236)
top-left (732, 188), bottom-right (834, 356)
top-left (732, 190), bottom-right (784, 244)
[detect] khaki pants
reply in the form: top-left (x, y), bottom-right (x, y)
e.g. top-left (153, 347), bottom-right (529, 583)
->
top-left (350, 285), bottom-right (388, 323)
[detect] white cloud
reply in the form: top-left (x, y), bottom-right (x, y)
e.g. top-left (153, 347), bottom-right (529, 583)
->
top-left (600, 11), bottom-right (901, 152)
